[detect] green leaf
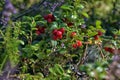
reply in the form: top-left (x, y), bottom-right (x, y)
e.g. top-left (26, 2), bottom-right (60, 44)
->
top-left (31, 45), bottom-right (39, 51)
top-left (96, 20), bottom-right (101, 26)
top-left (50, 22), bottom-right (58, 30)
top-left (36, 52), bottom-right (46, 59)
top-left (79, 65), bottom-right (87, 71)
top-left (55, 64), bottom-right (64, 75)
top-left (63, 74), bottom-right (71, 80)
top-left (32, 28), bottom-right (37, 31)
top-left (59, 49), bottom-right (67, 54)
top-left (89, 26), bottom-right (96, 30)
top-left (76, 4), bottom-right (84, 9)
top-left (36, 73), bottom-right (44, 78)
top-left (46, 49), bottom-right (51, 54)
top-left (22, 16), bottom-right (32, 22)
top-left (87, 30), bottom-right (97, 37)
top-left (36, 21), bottom-right (47, 24)
top-left (81, 12), bottom-right (89, 18)
top-left (96, 67), bottom-right (103, 72)
top-left (49, 68), bottom-right (57, 76)
top-left (60, 5), bottom-right (72, 11)
top-left (19, 40), bottom-right (24, 45)
top-left (96, 26), bottom-right (102, 29)
top-left (35, 15), bottom-right (42, 19)
top-left (51, 40), bottom-right (57, 47)
top-left (39, 40), bottom-right (45, 46)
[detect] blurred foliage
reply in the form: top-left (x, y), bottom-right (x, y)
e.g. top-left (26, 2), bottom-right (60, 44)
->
top-left (10, 0), bottom-right (40, 11)
top-left (0, 0), bottom-right (120, 80)
top-left (81, 0), bottom-right (120, 36)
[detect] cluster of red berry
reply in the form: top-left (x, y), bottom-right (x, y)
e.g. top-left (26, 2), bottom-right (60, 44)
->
top-left (36, 26), bottom-right (45, 35)
top-left (70, 32), bottom-right (83, 48)
top-left (36, 14), bottom-right (55, 35)
top-left (104, 47), bottom-right (115, 53)
top-left (52, 28), bottom-right (65, 40)
top-left (35, 14), bottom-right (83, 49)
top-left (44, 14), bottom-right (55, 23)
top-left (94, 31), bottom-right (103, 40)
top-left (72, 40), bottom-right (82, 48)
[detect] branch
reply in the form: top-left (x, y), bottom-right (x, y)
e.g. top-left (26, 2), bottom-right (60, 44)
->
top-left (77, 44), bottom-right (88, 66)
top-left (12, 0), bottom-right (46, 21)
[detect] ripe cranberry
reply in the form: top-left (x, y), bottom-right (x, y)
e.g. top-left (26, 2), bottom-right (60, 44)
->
top-left (52, 28), bottom-right (64, 40)
top-left (40, 27), bottom-right (45, 33)
top-left (70, 32), bottom-right (76, 37)
top-left (44, 14), bottom-right (55, 23)
top-left (94, 35), bottom-right (99, 40)
top-left (52, 29), bottom-right (58, 35)
top-left (36, 30), bottom-right (41, 35)
top-left (47, 18), bottom-right (52, 23)
top-left (44, 15), bottom-right (48, 20)
top-left (53, 35), bottom-right (58, 40)
top-left (58, 35), bottom-right (62, 39)
top-left (97, 31), bottom-right (102, 36)
top-left (104, 47), bottom-right (109, 51)
top-left (76, 40), bottom-right (82, 47)
top-left (58, 28), bottom-right (65, 34)
top-left (108, 48), bottom-right (115, 53)
top-left (104, 47), bottom-right (115, 53)
top-left (57, 31), bottom-right (62, 36)
top-left (72, 43), bottom-right (77, 48)
top-left (35, 26), bottom-right (45, 35)
top-left (47, 14), bottom-right (53, 18)
top-left (36, 27), bottom-right (41, 35)
top-left (67, 22), bottom-right (74, 27)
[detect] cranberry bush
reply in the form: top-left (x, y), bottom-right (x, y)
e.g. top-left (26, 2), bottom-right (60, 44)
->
top-left (0, 0), bottom-right (120, 80)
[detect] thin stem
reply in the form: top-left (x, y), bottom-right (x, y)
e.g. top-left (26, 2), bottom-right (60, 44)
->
top-left (0, 55), bottom-right (8, 73)
top-left (98, 44), bottom-right (104, 59)
top-left (0, 30), bottom-right (5, 37)
top-left (77, 44), bottom-right (88, 66)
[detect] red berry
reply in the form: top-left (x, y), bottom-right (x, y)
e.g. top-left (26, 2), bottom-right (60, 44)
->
top-left (51, 16), bottom-right (55, 21)
top-left (58, 35), bottom-right (63, 39)
top-left (53, 35), bottom-right (58, 40)
top-left (104, 47), bottom-right (109, 51)
top-left (36, 30), bottom-right (41, 35)
top-left (35, 26), bottom-right (45, 35)
top-left (44, 15), bottom-right (48, 20)
top-left (70, 32), bottom-right (76, 37)
top-left (109, 48), bottom-right (115, 53)
top-left (58, 28), bottom-right (65, 34)
top-left (52, 28), bottom-right (64, 40)
top-left (40, 27), bottom-right (45, 33)
top-left (76, 40), bottom-right (82, 47)
top-left (44, 14), bottom-right (55, 23)
top-left (97, 31), bottom-right (102, 36)
top-left (94, 35), bottom-right (99, 40)
top-left (36, 27), bottom-right (41, 35)
top-left (57, 31), bottom-right (62, 36)
top-left (67, 22), bottom-right (74, 27)
top-left (104, 47), bottom-right (115, 53)
top-left (72, 43), bottom-right (77, 48)
top-left (48, 14), bottom-right (53, 18)
top-left (47, 18), bottom-right (52, 23)
top-left (52, 29), bottom-right (58, 35)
